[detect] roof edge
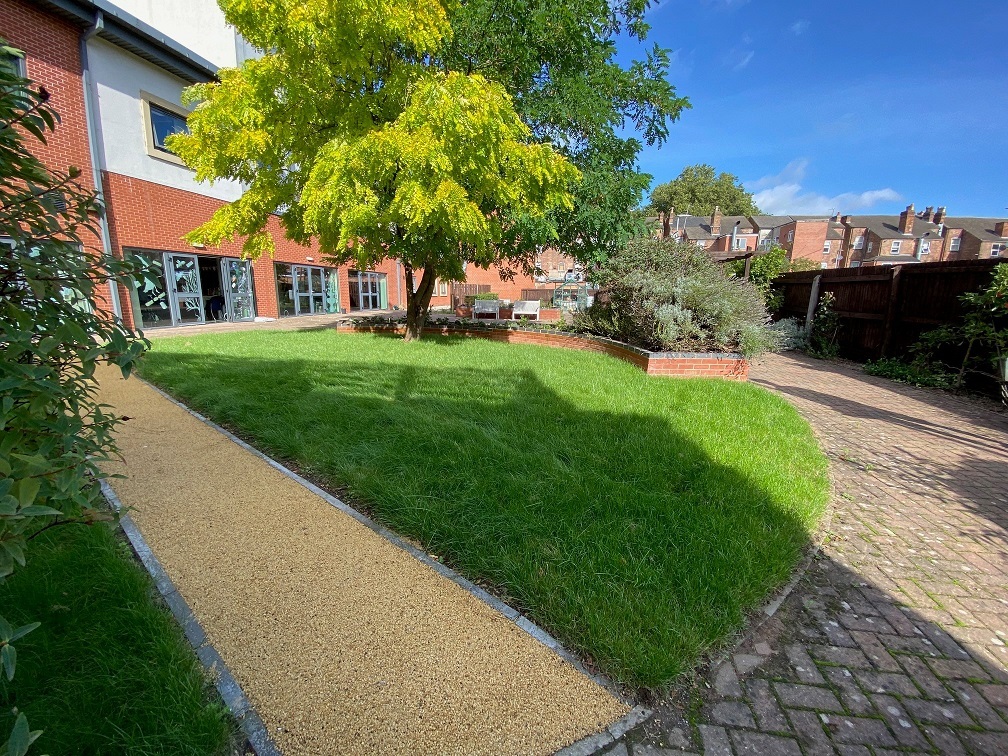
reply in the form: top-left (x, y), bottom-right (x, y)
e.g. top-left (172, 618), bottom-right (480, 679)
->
top-left (37, 0), bottom-right (219, 83)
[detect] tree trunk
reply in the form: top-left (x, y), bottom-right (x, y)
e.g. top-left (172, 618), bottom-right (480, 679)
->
top-left (403, 263), bottom-right (437, 342)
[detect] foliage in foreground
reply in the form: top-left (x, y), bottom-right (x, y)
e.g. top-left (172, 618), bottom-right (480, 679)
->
top-left (0, 41), bottom-right (147, 751)
top-left (576, 237), bottom-right (779, 357)
top-left (0, 523), bottom-right (232, 754)
top-left (804, 292), bottom-right (841, 359)
top-left (140, 330), bottom-right (829, 687)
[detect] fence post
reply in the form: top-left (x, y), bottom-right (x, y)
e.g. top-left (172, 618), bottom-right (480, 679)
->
top-left (805, 274), bottom-right (822, 333)
top-left (880, 266), bottom-right (902, 358)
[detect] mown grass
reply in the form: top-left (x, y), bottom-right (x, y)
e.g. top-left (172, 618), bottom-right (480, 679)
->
top-left (141, 330), bottom-right (829, 688)
top-left (0, 522), bottom-right (233, 754)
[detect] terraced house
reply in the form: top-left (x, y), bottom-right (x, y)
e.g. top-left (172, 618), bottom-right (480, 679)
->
top-left (1, 0), bottom-right (542, 330)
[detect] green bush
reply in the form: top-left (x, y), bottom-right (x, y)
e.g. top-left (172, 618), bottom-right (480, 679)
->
top-left (576, 237), bottom-right (779, 357)
top-left (863, 357), bottom-right (953, 389)
top-left (805, 292), bottom-right (841, 359)
top-left (771, 317), bottom-right (808, 351)
top-left (0, 41), bottom-right (147, 750)
top-left (727, 247), bottom-right (818, 312)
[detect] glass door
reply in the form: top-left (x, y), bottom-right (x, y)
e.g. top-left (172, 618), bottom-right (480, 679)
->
top-left (292, 264), bottom-right (330, 314)
top-left (310, 267), bottom-right (324, 313)
top-left (221, 258), bottom-right (255, 321)
top-left (168, 253), bottom-right (203, 325)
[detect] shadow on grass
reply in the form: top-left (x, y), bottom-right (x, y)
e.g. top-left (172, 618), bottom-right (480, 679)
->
top-left (138, 344), bottom-right (826, 689)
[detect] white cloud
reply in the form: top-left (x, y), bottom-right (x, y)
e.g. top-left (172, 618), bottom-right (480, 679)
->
top-left (724, 48), bottom-right (755, 71)
top-left (749, 160), bottom-right (900, 215)
top-left (790, 19), bottom-right (810, 35)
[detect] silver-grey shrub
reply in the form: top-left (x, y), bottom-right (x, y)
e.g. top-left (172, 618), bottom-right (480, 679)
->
top-left (577, 237), bottom-right (780, 357)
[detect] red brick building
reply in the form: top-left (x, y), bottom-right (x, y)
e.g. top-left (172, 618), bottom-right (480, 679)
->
top-left (2, 0), bottom-right (542, 332)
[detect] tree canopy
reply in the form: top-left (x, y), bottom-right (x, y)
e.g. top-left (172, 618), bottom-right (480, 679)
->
top-left (648, 164), bottom-right (760, 219)
top-left (170, 0), bottom-right (579, 338)
top-left (443, 0), bottom-right (690, 264)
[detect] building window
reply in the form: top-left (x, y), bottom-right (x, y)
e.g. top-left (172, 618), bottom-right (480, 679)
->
top-left (0, 47), bottom-right (26, 78)
top-left (919, 240), bottom-right (930, 255)
top-left (993, 243), bottom-right (1004, 257)
top-left (141, 91), bottom-right (190, 166)
top-left (854, 235), bottom-right (865, 249)
top-left (787, 230), bottom-right (794, 242)
top-left (950, 236), bottom-right (961, 252)
top-left (439, 280), bottom-right (448, 297)
top-left (849, 261), bottom-right (861, 268)
top-left (734, 236), bottom-right (746, 250)
top-left (890, 240), bottom-right (901, 255)
top-left (867, 241), bottom-right (874, 255)
top-left (823, 241), bottom-right (831, 254)
top-left (820, 262), bottom-right (828, 269)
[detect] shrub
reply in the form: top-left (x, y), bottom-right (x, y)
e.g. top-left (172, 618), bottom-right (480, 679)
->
top-left (1, 41), bottom-right (147, 747)
top-left (771, 317), bottom-right (808, 351)
top-left (575, 237), bottom-right (779, 357)
top-left (863, 357), bottom-right (953, 389)
top-left (727, 247), bottom-right (818, 312)
top-left (805, 292), bottom-right (841, 359)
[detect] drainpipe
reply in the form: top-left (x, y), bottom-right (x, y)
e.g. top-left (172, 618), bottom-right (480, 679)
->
top-left (80, 12), bottom-right (122, 319)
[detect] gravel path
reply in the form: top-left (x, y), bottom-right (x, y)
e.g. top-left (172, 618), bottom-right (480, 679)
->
top-left (98, 368), bottom-right (625, 755)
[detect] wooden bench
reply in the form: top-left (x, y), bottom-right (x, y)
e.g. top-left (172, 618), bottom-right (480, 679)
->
top-left (511, 300), bottom-right (541, 320)
top-left (472, 299), bottom-right (501, 319)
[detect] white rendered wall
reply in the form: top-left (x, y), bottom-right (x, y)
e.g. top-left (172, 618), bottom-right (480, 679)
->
top-left (109, 0), bottom-right (241, 69)
top-left (88, 37), bottom-right (243, 202)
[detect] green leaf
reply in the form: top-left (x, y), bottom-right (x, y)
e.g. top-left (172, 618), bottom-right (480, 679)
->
top-left (3, 712), bottom-right (42, 756)
top-left (8, 622), bottom-right (39, 642)
top-left (17, 505), bottom-right (61, 518)
top-left (13, 479), bottom-right (39, 508)
top-left (1, 642), bottom-right (15, 681)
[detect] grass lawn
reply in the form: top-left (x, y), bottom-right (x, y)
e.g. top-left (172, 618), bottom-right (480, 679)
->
top-left (0, 522), bottom-right (234, 754)
top-left (141, 330), bottom-right (829, 688)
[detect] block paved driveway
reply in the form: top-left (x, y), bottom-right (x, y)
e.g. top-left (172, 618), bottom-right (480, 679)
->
top-left (602, 352), bottom-right (1008, 756)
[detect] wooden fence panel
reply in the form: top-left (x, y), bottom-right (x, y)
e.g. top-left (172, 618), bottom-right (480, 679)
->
top-left (450, 283), bottom-right (491, 308)
top-left (773, 259), bottom-right (1001, 360)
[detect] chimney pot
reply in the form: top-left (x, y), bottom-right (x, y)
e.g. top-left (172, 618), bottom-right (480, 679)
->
top-left (934, 206), bottom-right (947, 224)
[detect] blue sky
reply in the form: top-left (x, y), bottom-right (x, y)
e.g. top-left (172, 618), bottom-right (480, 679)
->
top-left (616, 1), bottom-right (1008, 217)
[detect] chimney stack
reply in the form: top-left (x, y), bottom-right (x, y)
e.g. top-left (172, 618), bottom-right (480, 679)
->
top-left (921, 206), bottom-right (935, 222)
top-left (898, 203), bottom-right (915, 235)
top-left (841, 214), bottom-right (853, 225)
top-left (996, 221), bottom-right (1008, 238)
top-left (711, 205), bottom-right (722, 236)
top-left (934, 206), bottom-right (946, 224)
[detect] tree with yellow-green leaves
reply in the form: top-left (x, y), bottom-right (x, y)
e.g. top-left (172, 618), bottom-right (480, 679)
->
top-left (169, 0), bottom-right (579, 340)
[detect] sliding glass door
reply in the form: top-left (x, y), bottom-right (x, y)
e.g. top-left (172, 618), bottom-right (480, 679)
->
top-left (275, 263), bottom-right (338, 316)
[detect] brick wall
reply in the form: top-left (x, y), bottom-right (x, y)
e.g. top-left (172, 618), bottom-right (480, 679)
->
top-left (787, 220), bottom-right (830, 267)
top-left (341, 324), bottom-right (749, 380)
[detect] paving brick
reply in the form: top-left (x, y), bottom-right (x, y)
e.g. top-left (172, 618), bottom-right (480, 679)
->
top-left (745, 678), bottom-right (789, 734)
top-left (713, 662), bottom-right (742, 697)
top-left (784, 708), bottom-right (835, 755)
top-left (900, 697), bottom-right (974, 726)
top-left (849, 631), bottom-right (900, 672)
top-left (822, 715), bottom-right (896, 747)
top-left (897, 654), bottom-right (954, 700)
top-left (785, 644), bottom-right (825, 684)
top-left (958, 729), bottom-right (1008, 756)
top-left (927, 657), bottom-right (992, 681)
top-left (697, 724), bottom-right (732, 756)
top-left (822, 666), bottom-right (874, 714)
top-left (948, 681), bottom-right (1008, 731)
top-left (868, 694), bottom-right (930, 749)
top-left (774, 682), bottom-right (844, 712)
top-left (709, 701), bottom-right (756, 729)
top-left (809, 645), bottom-right (872, 669)
top-left (728, 730), bottom-right (802, 755)
top-left (852, 670), bottom-right (920, 696)
top-left (922, 725), bottom-right (968, 754)
top-left (978, 683), bottom-right (1008, 708)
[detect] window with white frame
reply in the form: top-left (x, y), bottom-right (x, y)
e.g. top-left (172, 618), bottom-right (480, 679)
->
top-left (820, 262), bottom-right (828, 269)
top-left (867, 241), bottom-right (874, 255)
top-left (439, 279), bottom-right (448, 297)
top-left (141, 91), bottom-right (190, 165)
top-left (849, 261), bottom-right (861, 268)
top-left (734, 236), bottom-right (746, 250)
top-left (787, 230), bottom-right (794, 242)
top-left (823, 241), bottom-right (831, 254)
top-left (890, 240), bottom-right (901, 255)
top-left (993, 243), bottom-right (1004, 257)
top-left (950, 236), bottom-right (961, 252)
top-left (918, 240), bottom-right (930, 255)
top-left (854, 235), bottom-right (865, 249)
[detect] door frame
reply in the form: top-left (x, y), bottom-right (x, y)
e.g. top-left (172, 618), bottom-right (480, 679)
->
top-left (167, 252), bottom-right (204, 326)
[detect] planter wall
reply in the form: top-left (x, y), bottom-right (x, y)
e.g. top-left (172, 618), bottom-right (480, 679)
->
top-left (340, 323), bottom-right (749, 380)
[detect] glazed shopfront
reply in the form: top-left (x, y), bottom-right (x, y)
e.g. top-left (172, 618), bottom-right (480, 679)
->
top-left (128, 249), bottom-right (256, 329)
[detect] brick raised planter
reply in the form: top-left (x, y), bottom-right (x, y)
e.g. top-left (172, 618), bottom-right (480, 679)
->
top-left (340, 323), bottom-right (748, 380)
